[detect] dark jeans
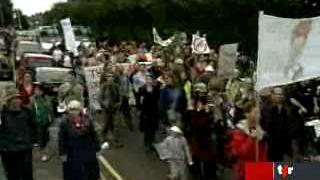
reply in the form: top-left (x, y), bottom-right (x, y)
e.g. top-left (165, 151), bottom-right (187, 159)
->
top-left (1, 150), bottom-right (34, 180)
top-left (36, 125), bottom-right (50, 149)
top-left (103, 111), bottom-right (115, 136)
top-left (144, 128), bottom-right (156, 149)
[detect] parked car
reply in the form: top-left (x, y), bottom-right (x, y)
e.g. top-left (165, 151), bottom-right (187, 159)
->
top-left (17, 53), bottom-right (55, 83)
top-left (16, 30), bottom-right (39, 42)
top-left (16, 41), bottom-right (46, 61)
top-left (38, 26), bottom-right (62, 51)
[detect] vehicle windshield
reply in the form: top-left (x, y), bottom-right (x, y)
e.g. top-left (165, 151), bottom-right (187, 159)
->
top-left (16, 31), bottom-right (38, 42)
top-left (36, 69), bottom-right (71, 83)
top-left (25, 57), bottom-right (53, 68)
top-left (39, 27), bottom-right (61, 43)
top-left (17, 43), bottom-right (44, 57)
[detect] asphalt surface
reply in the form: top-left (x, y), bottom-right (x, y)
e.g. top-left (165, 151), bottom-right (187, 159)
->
top-left (102, 124), bottom-right (168, 180)
top-left (99, 110), bottom-right (234, 180)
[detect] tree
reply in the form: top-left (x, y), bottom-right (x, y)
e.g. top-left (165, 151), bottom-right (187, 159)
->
top-left (0, 0), bottom-right (13, 27)
top-left (41, 0), bottom-right (320, 55)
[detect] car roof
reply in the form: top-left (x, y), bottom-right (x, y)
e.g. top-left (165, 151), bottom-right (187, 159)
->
top-left (23, 53), bottom-right (53, 59)
top-left (19, 41), bottom-right (40, 45)
top-left (35, 67), bottom-right (71, 72)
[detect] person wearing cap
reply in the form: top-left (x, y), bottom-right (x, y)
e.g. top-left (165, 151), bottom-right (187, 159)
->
top-left (58, 100), bottom-right (100, 180)
top-left (162, 126), bottom-right (193, 180)
top-left (0, 86), bottom-right (36, 180)
top-left (31, 83), bottom-right (52, 162)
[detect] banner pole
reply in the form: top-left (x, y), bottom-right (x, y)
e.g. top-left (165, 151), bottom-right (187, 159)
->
top-left (255, 92), bottom-right (261, 162)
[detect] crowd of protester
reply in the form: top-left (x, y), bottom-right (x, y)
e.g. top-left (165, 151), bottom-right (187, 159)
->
top-left (1, 37), bottom-right (320, 180)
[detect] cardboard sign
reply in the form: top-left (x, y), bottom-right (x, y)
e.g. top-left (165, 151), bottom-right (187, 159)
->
top-left (218, 43), bottom-right (238, 78)
top-left (192, 34), bottom-right (210, 54)
top-left (84, 65), bottom-right (104, 110)
top-left (60, 18), bottom-right (77, 53)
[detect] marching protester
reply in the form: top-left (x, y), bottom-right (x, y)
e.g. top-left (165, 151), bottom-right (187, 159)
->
top-left (52, 44), bottom-right (64, 67)
top-left (140, 73), bottom-right (160, 152)
top-left (162, 126), bottom-right (193, 180)
top-left (261, 87), bottom-right (304, 162)
top-left (159, 73), bottom-right (187, 128)
top-left (187, 96), bottom-right (216, 180)
top-left (58, 71), bottom-right (85, 112)
top-left (99, 72), bottom-right (122, 148)
top-left (32, 83), bottom-right (52, 162)
top-left (226, 101), bottom-right (268, 180)
top-left (58, 100), bottom-right (101, 180)
top-left (19, 71), bottom-right (35, 108)
top-left (0, 85), bottom-right (35, 180)
top-left (119, 65), bottom-right (134, 131)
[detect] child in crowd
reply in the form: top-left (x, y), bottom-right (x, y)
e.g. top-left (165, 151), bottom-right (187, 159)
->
top-left (162, 126), bottom-right (193, 180)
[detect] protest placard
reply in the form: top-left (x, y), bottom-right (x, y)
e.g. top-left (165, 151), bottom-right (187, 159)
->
top-left (191, 34), bottom-right (210, 54)
top-left (152, 27), bottom-right (174, 47)
top-left (217, 43), bottom-right (238, 78)
top-left (60, 18), bottom-right (77, 53)
top-left (256, 12), bottom-right (320, 91)
top-left (84, 65), bottom-right (104, 111)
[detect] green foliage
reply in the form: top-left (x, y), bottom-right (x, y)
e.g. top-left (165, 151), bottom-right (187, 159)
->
top-left (42, 0), bottom-right (320, 55)
top-left (0, 0), bottom-right (14, 27)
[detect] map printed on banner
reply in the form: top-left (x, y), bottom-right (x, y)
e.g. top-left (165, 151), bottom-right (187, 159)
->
top-left (256, 12), bottom-right (320, 91)
top-left (191, 34), bottom-right (210, 54)
top-left (60, 18), bottom-right (77, 53)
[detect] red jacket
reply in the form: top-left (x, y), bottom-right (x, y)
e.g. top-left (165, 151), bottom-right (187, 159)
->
top-left (18, 84), bottom-right (35, 106)
top-left (226, 128), bottom-right (268, 180)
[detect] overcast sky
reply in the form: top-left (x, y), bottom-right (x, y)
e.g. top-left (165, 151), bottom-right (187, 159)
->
top-left (12, 0), bottom-right (67, 16)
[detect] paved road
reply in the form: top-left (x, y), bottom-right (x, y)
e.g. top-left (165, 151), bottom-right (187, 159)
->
top-left (102, 126), bottom-right (168, 180)
top-left (98, 110), bottom-right (234, 180)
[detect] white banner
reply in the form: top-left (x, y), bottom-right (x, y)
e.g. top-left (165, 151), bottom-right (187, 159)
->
top-left (84, 65), bottom-right (104, 111)
top-left (256, 12), bottom-right (320, 91)
top-left (152, 27), bottom-right (174, 47)
top-left (192, 34), bottom-right (210, 54)
top-left (217, 43), bottom-right (238, 78)
top-left (60, 18), bottom-right (77, 53)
